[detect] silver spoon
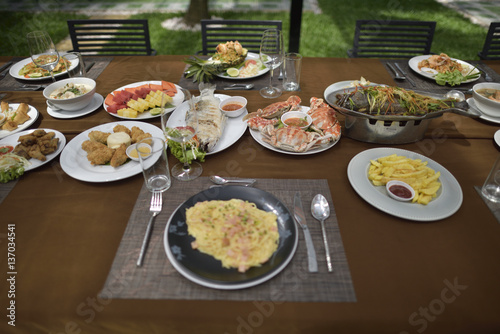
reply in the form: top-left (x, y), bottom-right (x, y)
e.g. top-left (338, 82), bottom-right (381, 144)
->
top-left (311, 194), bottom-right (333, 272)
top-left (387, 63), bottom-right (406, 80)
top-left (223, 84), bottom-right (254, 90)
top-left (209, 175), bottom-right (257, 185)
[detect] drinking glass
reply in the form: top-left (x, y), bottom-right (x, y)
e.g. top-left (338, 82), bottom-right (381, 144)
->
top-left (62, 52), bottom-right (86, 78)
top-left (26, 30), bottom-right (60, 82)
top-left (137, 137), bottom-right (171, 193)
top-left (161, 88), bottom-right (202, 181)
top-left (259, 29), bottom-right (284, 98)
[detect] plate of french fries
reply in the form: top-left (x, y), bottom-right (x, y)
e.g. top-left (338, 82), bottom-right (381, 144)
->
top-left (347, 147), bottom-right (462, 221)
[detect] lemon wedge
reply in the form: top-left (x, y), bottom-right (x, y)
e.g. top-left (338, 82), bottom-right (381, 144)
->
top-left (226, 68), bottom-right (240, 77)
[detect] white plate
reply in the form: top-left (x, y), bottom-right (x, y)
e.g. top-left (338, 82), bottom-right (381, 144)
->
top-left (495, 130), bottom-right (500, 147)
top-left (47, 93), bottom-right (103, 119)
top-left (60, 121), bottom-right (164, 182)
top-left (408, 55), bottom-right (480, 84)
top-left (214, 52), bottom-right (269, 80)
top-left (0, 128), bottom-right (66, 171)
top-left (467, 98), bottom-right (500, 124)
top-left (166, 94), bottom-right (247, 155)
top-left (103, 81), bottom-right (184, 120)
top-left (9, 53), bottom-right (77, 81)
top-left (347, 147), bottom-right (462, 221)
top-left (249, 106), bottom-right (340, 155)
top-left (0, 103), bottom-right (39, 139)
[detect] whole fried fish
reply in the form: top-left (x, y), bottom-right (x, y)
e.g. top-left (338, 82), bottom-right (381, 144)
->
top-left (186, 83), bottom-right (227, 152)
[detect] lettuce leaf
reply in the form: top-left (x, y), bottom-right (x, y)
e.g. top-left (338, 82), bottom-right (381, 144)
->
top-left (0, 165), bottom-right (25, 183)
top-left (166, 140), bottom-right (205, 164)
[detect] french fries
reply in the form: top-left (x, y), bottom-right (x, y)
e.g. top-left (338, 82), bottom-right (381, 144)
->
top-left (368, 154), bottom-right (441, 205)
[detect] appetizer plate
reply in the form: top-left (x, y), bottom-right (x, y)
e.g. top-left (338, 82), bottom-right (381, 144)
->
top-left (408, 55), bottom-right (480, 84)
top-left (104, 81), bottom-right (184, 120)
top-left (0, 103), bottom-right (39, 139)
top-left (60, 121), bottom-right (164, 182)
top-left (214, 52), bottom-right (269, 80)
top-left (0, 128), bottom-right (66, 171)
top-left (347, 147), bottom-right (462, 221)
top-left (495, 130), bottom-right (500, 147)
top-left (249, 106), bottom-right (340, 155)
top-left (47, 93), bottom-right (103, 119)
top-left (164, 185), bottom-right (298, 290)
top-left (467, 98), bottom-right (500, 124)
top-left (166, 94), bottom-right (247, 155)
top-left (9, 53), bottom-right (77, 81)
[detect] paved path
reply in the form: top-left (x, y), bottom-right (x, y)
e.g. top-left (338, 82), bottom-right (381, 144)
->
top-left (436, 0), bottom-right (500, 27)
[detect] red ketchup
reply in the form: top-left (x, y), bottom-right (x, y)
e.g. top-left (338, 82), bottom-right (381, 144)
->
top-left (0, 145), bottom-right (14, 155)
top-left (389, 184), bottom-right (413, 199)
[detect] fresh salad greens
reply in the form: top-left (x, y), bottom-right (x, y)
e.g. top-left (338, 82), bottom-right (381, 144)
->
top-left (0, 153), bottom-right (30, 183)
top-left (166, 140), bottom-right (205, 164)
top-left (435, 68), bottom-right (480, 86)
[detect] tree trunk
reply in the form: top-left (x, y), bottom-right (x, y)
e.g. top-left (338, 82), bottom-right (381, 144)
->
top-left (184, 0), bottom-right (210, 26)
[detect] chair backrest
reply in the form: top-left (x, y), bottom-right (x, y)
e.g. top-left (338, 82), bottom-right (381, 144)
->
top-left (348, 20), bottom-right (436, 58)
top-left (478, 22), bottom-right (500, 60)
top-left (200, 19), bottom-right (283, 55)
top-left (67, 19), bottom-right (156, 56)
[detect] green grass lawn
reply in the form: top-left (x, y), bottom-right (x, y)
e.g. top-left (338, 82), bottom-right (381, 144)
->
top-left (0, 0), bottom-right (489, 60)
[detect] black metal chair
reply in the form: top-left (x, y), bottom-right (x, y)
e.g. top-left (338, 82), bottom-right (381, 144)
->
top-left (199, 19), bottom-right (282, 55)
top-left (347, 20), bottom-right (436, 58)
top-left (478, 22), bottom-right (500, 60)
top-left (67, 19), bottom-right (156, 56)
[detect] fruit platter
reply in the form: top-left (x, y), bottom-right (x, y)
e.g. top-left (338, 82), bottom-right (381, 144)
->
top-left (103, 80), bottom-right (184, 120)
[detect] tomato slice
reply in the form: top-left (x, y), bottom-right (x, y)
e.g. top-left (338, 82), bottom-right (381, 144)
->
top-left (0, 146), bottom-right (14, 155)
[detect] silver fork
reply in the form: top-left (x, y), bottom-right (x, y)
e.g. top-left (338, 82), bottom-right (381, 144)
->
top-left (137, 191), bottom-right (162, 266)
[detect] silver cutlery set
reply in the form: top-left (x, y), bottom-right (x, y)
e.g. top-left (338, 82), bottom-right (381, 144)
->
top-left (387, 62), bottom-right (416, 87)
top-left (137, 177), bottom-right (334, 273)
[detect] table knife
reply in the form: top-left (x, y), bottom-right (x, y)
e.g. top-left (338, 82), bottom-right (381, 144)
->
top-left (85, 61), bottom-right (95, 73)
top-left (294, 192), bottom-right (318, 273)
top-left (394, 63), bottom-right (416, 87)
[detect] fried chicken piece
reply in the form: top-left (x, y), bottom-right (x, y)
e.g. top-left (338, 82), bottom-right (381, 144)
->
top-left (28, 144), bottom-right (46, 161)
top-left (113, 125), bottom-right (131, 136)
top-left (13, 144), bottom-right (30, 159)
top-left (18, 134), bottom-right (37, 146)
top-left (135, 133), bottom-right (152, 145)
top-left (13, 103), bottom-right (30, 125)
top-left (110, 143), bottom-right (128, 167)
top-left (88, 130), bottom-right (111, 144)
top-left (81, 140), bottom-right (107, 153)
top-left (38, 132), bottom-right (55, 141)
top-left (2, 121), bottom-right (17, 131)
top-left (38, 137), bottom-right (59, 155)
top-left (32, 129), bottom-right (48, 138)
top-left (130, 126), bottom-right (145, 143)
top-left (87, 147), bottom-right (115, 165)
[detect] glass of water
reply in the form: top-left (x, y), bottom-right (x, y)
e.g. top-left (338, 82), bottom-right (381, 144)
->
top-left (137, 137), bottom-right (171, 193)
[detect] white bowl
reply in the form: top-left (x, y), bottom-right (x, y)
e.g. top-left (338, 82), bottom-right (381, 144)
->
top-left (219, 96), bottom-right (247, 118)
top-left (43, 77), bottom-right (96, 111)
top-left (386, 180), bottom-right (415, 202)
top-left (472, 82), bottom-right (500, 117)
top-left (281, 111), bottom-right (312, 130)
top-left (126, 143), bottom-right (152, 161)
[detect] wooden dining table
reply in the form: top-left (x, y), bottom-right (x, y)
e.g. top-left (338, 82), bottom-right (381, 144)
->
top-left (1, 55), bottom-right (500, 334)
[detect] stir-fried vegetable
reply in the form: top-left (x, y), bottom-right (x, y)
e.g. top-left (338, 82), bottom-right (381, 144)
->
top-left (0, 153), bottom-right (30, 183)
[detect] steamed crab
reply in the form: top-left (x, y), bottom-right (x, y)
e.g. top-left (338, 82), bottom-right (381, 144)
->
top-left (308, 97), bottom-right (341, 142)
top-left (243, 95), bottom-right (301, 128)
top-left (260, 124), bottom-right (332, 153)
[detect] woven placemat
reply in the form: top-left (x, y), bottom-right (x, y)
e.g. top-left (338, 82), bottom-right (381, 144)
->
top-left (475, 186), bottom-right (500, 224)
top-left (380, 59), bottom-right (500, 92)
top-left (0, 56), bottom-right (113, 91)
top-left (178, 56), bottom-right (288, 92)
top-left (100, 177), bottom-right (356, 302)
top-left (0, 179), bottom-right (18, 205)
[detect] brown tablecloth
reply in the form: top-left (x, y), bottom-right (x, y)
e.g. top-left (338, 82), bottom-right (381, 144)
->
top-left (1, 55), bottom-right (499, 334)
top-left (101, 177), bottom-right (355, 302)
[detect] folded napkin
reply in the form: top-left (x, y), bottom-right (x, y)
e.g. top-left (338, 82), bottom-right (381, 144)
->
top-left (101, 177), bottom-right (356, 302)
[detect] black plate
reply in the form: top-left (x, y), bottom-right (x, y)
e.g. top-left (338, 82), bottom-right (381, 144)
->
top-left (163, 185), bottom-right (298, 290)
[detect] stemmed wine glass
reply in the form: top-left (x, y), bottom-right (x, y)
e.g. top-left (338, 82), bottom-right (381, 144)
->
top-left (161, 88), bottom-right (202, 181)
top-left (26, 30), bottom-right (60, 82)
top-left (259, 29), bottom-right (284, 98)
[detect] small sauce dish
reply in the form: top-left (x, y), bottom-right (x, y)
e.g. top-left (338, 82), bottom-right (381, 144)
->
top-left (219, 96), bottom-right (247, 118)
top-left (126, 143), bottom-right (152, 161)
top-left (386, 180), bottom-right (415, 202)
top-left (281, 111), bottom-right (312, 130)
